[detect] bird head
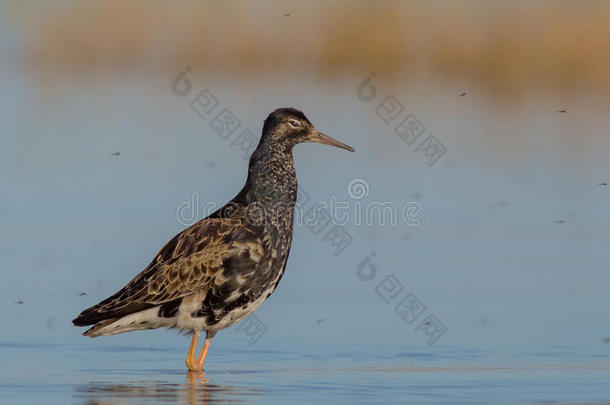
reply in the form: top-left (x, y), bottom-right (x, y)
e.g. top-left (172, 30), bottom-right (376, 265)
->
top-left (261, 108), bottom-right (354, 152)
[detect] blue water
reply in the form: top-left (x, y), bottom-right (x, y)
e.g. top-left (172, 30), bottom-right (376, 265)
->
top-left (2, 340), bottom-right (610, 404)
top-left (2, 25), bottom-right (610, 402)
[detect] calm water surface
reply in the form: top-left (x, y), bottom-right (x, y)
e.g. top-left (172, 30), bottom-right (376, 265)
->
top-left (2, 340), bottom-right (610, 404)
top-left (2, 56), bottom-right (610, 403)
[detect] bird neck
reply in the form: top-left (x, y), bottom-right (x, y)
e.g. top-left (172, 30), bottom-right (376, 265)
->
top-left (244, 142), bottom-right (297, 208)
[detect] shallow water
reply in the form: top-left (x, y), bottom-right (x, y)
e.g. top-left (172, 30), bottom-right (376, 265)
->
top-left (2, 25), bottom-right (610, 402)
top-left (3, 340), bottom-right (610, 405)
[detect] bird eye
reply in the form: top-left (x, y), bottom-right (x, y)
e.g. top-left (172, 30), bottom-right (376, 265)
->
top-left (288, 120), bottom-right (300, 128)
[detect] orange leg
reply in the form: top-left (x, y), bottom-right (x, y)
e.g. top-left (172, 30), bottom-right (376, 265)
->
top-left (196, 336), bottom-right (213, 371)
top-left (185, 332), bottom-right (200, 372)
top-left (185, 331), bottom-right (215, 372)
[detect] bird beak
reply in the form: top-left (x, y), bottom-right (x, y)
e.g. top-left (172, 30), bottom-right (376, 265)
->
top-left (310, 130), bottom-right (355, 152)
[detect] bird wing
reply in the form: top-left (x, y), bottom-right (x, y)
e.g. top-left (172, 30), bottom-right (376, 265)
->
top-left (73, 217), bottom-right (265, 326)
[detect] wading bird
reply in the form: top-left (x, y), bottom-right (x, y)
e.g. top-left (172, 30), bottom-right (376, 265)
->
top-left (73, 108), bottom-right (354, 372)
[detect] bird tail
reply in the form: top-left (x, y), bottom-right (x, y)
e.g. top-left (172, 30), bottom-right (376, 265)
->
top-left (77, 306), bottom-right (164, 337)
top-left (82, 318), bottom-right (119, 337)
top-left (73, 299), bottom-right (155, 333)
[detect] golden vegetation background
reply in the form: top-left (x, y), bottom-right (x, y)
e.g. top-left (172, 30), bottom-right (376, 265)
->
top-left (6, 0), bottom-right (610, 95)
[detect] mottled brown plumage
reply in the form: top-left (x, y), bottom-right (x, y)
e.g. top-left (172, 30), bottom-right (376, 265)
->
top-left (75, 219), bottom-right (262, 332)
top-left (73, 107), bottom-right (354, 371)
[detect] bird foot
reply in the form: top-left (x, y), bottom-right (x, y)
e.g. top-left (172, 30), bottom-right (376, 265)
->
top-left (186, 358), bottom-right (203, 372)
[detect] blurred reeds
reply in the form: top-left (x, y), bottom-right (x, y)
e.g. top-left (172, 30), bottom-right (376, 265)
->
top-left (6, 0), bottom-right (610, 95)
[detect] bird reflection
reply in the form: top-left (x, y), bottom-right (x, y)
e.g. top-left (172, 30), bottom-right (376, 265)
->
top-left (186, 371), bottom-right (209, 385)
top-left (77, 371), bottom-right (263, 404)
